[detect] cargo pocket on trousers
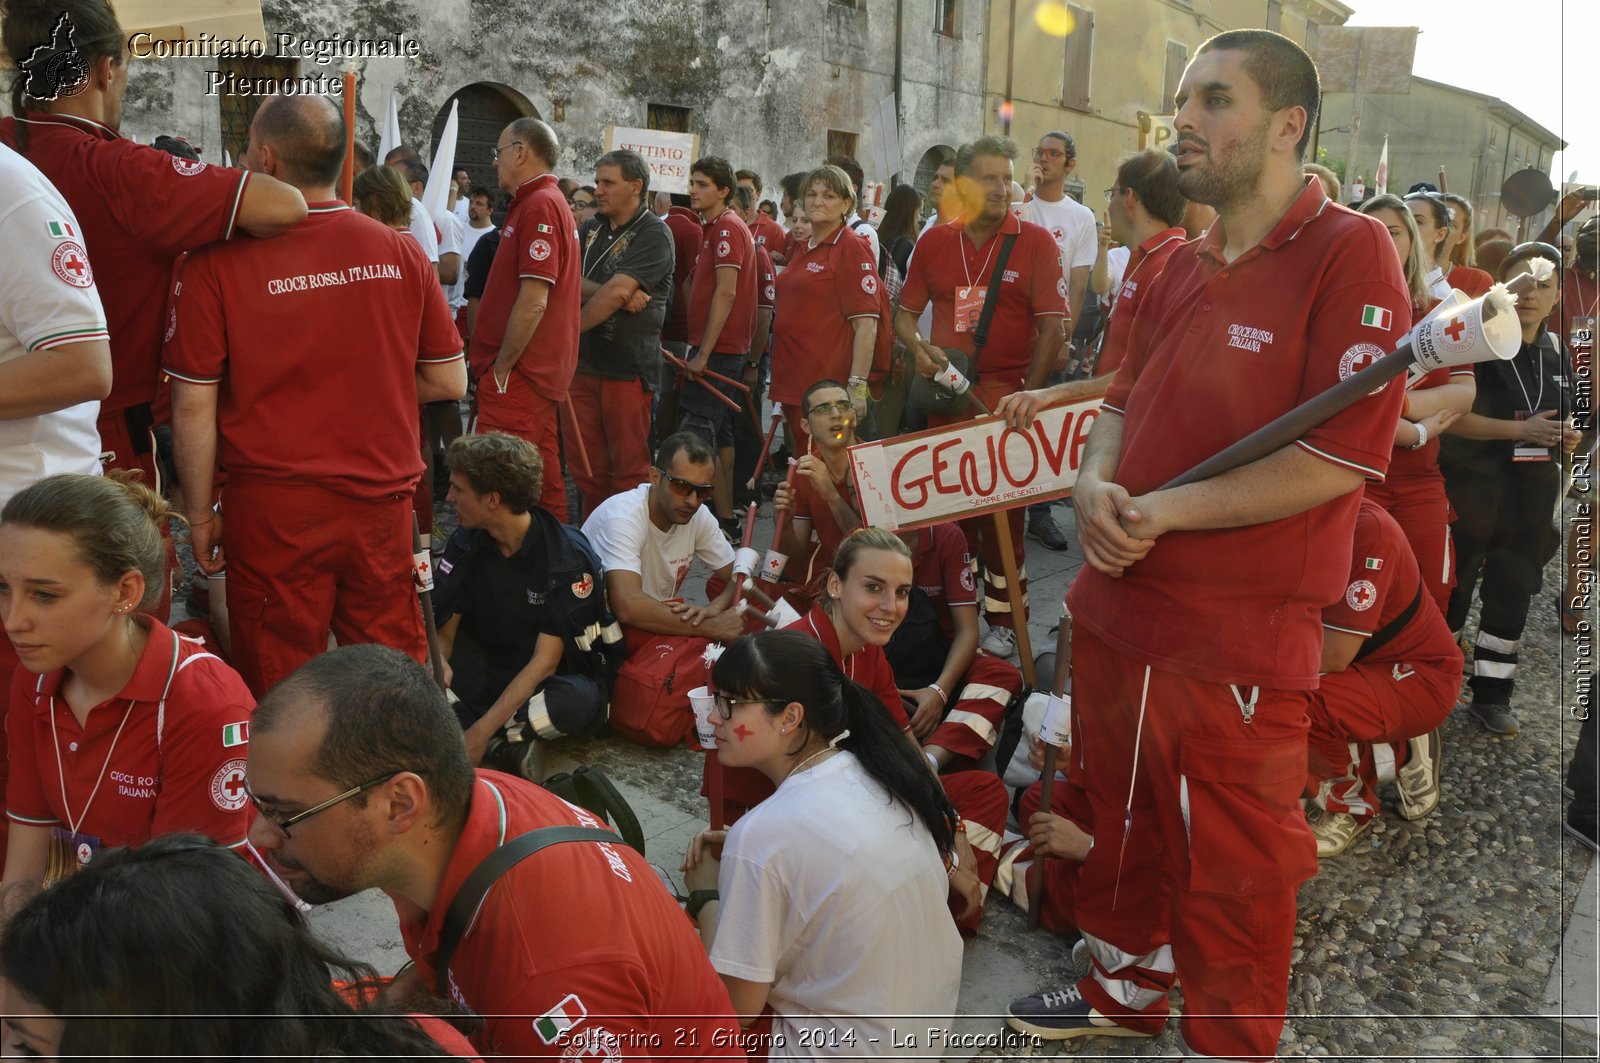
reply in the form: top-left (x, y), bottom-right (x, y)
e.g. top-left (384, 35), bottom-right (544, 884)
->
top-left (1177, 732), bottom-right (1316, 896)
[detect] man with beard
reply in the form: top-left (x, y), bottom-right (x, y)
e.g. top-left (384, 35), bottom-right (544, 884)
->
top-left (243, 644), bottom-right (742, 1059)
top-left (1004, 30), bottom-right (1409, 1061)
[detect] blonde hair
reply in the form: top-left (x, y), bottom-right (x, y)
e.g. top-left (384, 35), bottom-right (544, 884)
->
top-left (1, 473), bottom-right (174, 609)
top-left (802, 164), bottom-right (857, 219)
top-left (830, 527), bottom-right (912, 581)
top-left (353, 166), bottom-right (413, 228)
top-left (1360, 195), bottom-right (1430, 310)
top-left (1441, 193), bottom-right (1475, 268)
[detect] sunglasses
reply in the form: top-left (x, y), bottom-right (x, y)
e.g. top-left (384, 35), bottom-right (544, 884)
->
top-left (656, 468), bottom-right (715, 499)
top-left (712, 694), bottom-right (784, 719)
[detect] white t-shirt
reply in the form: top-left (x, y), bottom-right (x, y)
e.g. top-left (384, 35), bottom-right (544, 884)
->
top-left (581, 484), bottom-right (734, 601)
top-left (434, 208), bottom-right (467, 307)
top-left (1023, 192), bottom-right (1097, 272)
top-left (1104, 245), bottom-right (1130, 301)
top-left (711, 751), bottom-right (962, 1059)
top-left (408, 197), bottom-right (440, 263)
top-left (0, 144), bottom-right (107, 508)
top-left (452, 196), bottom-right (470, 222)
top-left (847, 213), bottom-right (880, 268)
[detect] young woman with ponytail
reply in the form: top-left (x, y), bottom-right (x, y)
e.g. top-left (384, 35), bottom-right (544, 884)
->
top-left (0, 473), bottom-right (256, 888)
top-left (681, 630), bottom-right (963, 1057)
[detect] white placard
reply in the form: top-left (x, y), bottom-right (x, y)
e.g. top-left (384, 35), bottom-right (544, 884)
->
top-left (603, 125), bottom-right (700, 195)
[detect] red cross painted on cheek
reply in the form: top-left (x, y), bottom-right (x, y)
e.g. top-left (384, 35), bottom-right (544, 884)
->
top-left (733, 724), bottom-right (755, 741)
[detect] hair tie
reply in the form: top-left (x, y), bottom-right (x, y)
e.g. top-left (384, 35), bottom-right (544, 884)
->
top-left (828, 729), bottom-right (851, 749)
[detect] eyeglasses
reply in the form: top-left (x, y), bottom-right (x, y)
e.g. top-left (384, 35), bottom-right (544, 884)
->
top-left (807, 400), bottom-right (853, 417)
top-left (712, 694), bottom-right (784, 719)
top-left (1103, 186), bottom-right (1122, 202)
top-left (655, 468), bottom-right (715, 499)
top-left (491, 141), bottom-right (523, 162)
top-left (247, 771), bottom-right (400, 836)
top-left (1035, 148), bottom-right (1067, 160)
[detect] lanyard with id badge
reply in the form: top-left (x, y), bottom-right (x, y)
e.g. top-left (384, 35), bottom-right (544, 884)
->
top-left (45, 634), bottom-right (180, 885)
top-left (1510, 345), bottom-right (1560, 463)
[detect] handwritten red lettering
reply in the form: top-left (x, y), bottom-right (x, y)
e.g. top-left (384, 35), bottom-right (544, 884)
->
top-left (999, 428), bottom-right (1038, 487)
top-left (891, 444), bottom-right (932, 508)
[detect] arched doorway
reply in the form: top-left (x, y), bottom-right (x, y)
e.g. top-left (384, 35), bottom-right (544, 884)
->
top-left (914, 144), bottom-right (956, 196)
top-left (431, 83), bottom-right (538, 202)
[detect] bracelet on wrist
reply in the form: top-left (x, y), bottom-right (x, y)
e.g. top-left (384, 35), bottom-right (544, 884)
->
top-left (928, 682), bottom-right (948, 705)
top-left (1407, 421), bottom-right (1429, 450)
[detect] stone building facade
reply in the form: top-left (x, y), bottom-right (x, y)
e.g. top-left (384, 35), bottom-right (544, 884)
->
top-left (115, 0), bottom-right (989, 208)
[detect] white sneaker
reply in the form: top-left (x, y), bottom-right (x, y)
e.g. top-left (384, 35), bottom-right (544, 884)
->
top-left (1395, 729), bottom-right (1441, 821)
top-left (980, 626), bottom-right (1018, 658)
top-left (1305, 804), bottom-right (1369, 857)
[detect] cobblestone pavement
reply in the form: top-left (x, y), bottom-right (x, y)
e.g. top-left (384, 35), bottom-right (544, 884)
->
top-left (174, 477), bottom-right (1598, 1062)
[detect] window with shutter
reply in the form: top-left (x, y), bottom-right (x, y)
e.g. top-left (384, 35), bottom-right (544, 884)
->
top-left (1062, 6), bottom-right (1095, 111)
top-left (648, 104), bottom-right (692, 133)
top-left (1162, 41), bottom-right (1187, 114)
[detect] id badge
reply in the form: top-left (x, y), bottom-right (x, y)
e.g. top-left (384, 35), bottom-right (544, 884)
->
top-left (1513, 410), bottom-right (1552, 463)
top-left (954, 285), bottom-right (987, 333)
top-left (46, 826), bottom-right (102, 886)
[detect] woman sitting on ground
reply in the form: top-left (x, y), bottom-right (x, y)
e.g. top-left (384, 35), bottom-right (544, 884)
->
top-left (681, 631), bottom-right (962, 1058)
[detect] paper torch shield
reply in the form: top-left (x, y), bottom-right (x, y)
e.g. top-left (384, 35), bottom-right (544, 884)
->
top-left (1408, 285), bottom-right (1521, 372)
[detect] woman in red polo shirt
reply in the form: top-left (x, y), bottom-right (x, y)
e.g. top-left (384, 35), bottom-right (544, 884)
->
top-left (1438, 192), bottom-right (1496, 298)
top-left (769, 164), bottom-right (880, 447)
top-left (0, 474), bottom-right (255, 888)
top-left (1359, 195), bottom-right (1476, 614)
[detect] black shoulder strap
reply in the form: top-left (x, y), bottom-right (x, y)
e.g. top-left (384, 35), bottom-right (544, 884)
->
top-left (1353, 586), bottom-right (1423, 664)
top-left (434, 825), bottom-right (623, 994)
top-left (972, 234), bottom-right (1019, 360)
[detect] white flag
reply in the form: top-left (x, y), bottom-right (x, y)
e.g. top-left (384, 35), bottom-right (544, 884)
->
top-left (422, 100), bottom-right (459, 220)
top-left (377, 90), bottom-right (401, 164)
top-left (1375, 135), bottom-right (1389, 197)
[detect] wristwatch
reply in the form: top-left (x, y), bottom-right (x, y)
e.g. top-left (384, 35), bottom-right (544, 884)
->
top-left (685, 889), bottom-right (719, 919)
top-left (1407, 421), bottom-right (1429, 450)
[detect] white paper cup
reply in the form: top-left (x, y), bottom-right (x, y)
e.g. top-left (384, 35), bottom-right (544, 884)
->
top-left (1039, 693), bottom-right (1073, 747)
top-left (688, 686), bottom-right (718, 750)
top-left (758, 550), bottom-right (788, 583)
top-left (733, 547), bottom-right (761, 578)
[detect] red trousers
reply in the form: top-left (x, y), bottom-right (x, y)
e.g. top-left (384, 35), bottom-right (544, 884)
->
top-left (569, 374), bottom-right (652, 521)
top-left (1013, 775), bottom-right (1094, 936)
top-left (1365, 474), bottom-right (1454, 615)
top-left (1306, 659), bottom-right (1457, 819)
top-left (221, 480), bottom-right (426, 697)
top-left (929, 377), bottom-right (1028, 629)
top-left (473, 370), bottom-right (568, 519)
top-left (927, 653), bottom-right (1022, 764)
top-left (1070, 625), bottom-right (1316, 1062)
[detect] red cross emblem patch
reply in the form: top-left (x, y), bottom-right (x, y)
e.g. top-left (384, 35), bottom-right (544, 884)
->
top-left (1345, 579), bottom-right (1377, 612)
top-left (51, 240), bottom-right (93, 288)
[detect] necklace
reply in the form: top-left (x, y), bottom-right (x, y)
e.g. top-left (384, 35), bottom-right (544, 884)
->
top-left (783, 746), bottom-right (838, 785)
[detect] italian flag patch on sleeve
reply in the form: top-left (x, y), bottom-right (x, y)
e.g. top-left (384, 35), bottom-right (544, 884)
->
top-left (534, 994), bottom-right (587, 1044)
top-left (1365, 557), bottom-right (1384, 570)
top-left (1361, 305), bottom-right (1392, 330)
top-left (47, 220), bottom-right (76, 239)
top-left (222, 722), bottom-right (250, 747)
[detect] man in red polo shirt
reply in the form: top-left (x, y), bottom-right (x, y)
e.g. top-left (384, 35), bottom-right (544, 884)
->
top-left (471, 118), bottom-right (580, 518)
top-left (0, 1), bottom-right (307, 484)
top-left (893, 135), bottom-right (1065, 659)
top-left (996, 149), bottom-right (1189, 422)
top-left (772, 381), bottom-right (863, 587)
top-left (682, 156), bottom-right (758, 539)
top-left (1004, 31), bottom-right (1409, 1060)
top-left (245, 645), bottom-right (742, 1060)
top-left (1304, 498), bottom-right (1461, 856)
top-left (165, 96), bottom-right (465, 697)
top-left (658, 194), bottom-right (704, 432)
top-left (737, 168), bottom-right (790, 266)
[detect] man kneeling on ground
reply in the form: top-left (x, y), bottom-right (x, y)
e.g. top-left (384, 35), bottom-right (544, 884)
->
top-left (435, 432), bottom-right (624, 774)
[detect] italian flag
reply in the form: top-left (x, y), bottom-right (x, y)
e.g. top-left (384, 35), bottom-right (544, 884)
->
top-left (222, 722), bottom-right (249, 747)
top-left (1365, 557), bottom-right (1384, 570)
top-left (534, 994), bottom-right (586, 1044)
top-left (47, 220), bottom-right (75, 238)
top-left (1361, 305), bottom-right (1392, 330)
